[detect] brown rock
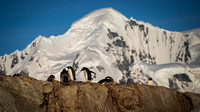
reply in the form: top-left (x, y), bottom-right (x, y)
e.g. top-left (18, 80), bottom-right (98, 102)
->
top-left (1, 74), bottom-right (200, 112)
top-left (42, 82), bottom-right (54, 94)
top-left (185, 92), bottom-right (200, 112)
top-left (44, 83), bottom-right (199, 112)
top-left (0, 74), bottom-right (43, 112)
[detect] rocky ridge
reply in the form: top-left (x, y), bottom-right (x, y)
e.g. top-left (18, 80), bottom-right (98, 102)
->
top-left (0, 74), bottom-right (200, 112)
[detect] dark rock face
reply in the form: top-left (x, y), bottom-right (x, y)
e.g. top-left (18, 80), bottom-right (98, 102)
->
top-left (113, 39), bottom-right (127, 47)
top-left (139, 24), bottom-right (145, 31)
top-left (0, 64), bottom-right (6, 75)
top-left (29, 56), bottom-right (34, 62)
top-left (173, 73), bottom-right (192, 82)
top-left (184, 41), bottom-right (191, 64)
top-left (107, 29), bottom-right (119, 39)
top-left (0, 74), bottom-right (200, 112)
top-left (31, 42), bottom-right (36, 48)
top-left (168, 74), bottom-right (192, 91)
top-left (127, 20), bottom-right (139, 29)
top-left (175, 40), bottom-right (191, 64)
top-left (169, 78), bottom-right (180, 91)
top-left (72, 53), bottom-right (80, 72)
top-left (106, 29), bottom-right (134, 83)
top-left (21, 53), bottom-right (25, 60)
top-left (20, 68), bottom-right (29, 76)
top-left (106, 27), bottom-right (156, 84)
top-left (11, 54), bottom-right (19, 68)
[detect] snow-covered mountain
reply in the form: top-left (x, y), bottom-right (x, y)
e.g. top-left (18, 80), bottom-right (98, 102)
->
top-left (0, 8), bottom-right (200, 93)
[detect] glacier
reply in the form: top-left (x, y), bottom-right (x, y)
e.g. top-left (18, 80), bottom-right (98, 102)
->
top-left (0, 8), bottom-right (200, 93)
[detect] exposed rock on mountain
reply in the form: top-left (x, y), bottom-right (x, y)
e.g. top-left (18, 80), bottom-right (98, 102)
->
top-left (0, 74), bottom-right (200, 112)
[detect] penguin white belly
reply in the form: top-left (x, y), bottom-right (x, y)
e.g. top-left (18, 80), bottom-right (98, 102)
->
top-left (84, 70), bottom-right (88, 81)
top-left (148, 81), bottom-right (153, 85)
top-left (68, 69), bottom-right (74, 81)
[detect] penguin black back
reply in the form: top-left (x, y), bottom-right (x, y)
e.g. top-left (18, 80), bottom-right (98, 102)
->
top-left (81, 67), bottom-right (95, 81)
top-left (61, 69), bottom-right (68, 74)
top-left (13, 73), bottom-right (20, 77)
top-left (105, 76), bottom-right (114, 82)
top-left (98, 76), bottom-right (114, 84)
top-left (47, 75), bottom-right (55, 82)
top-left (60, 69), bottom-right (69, 84)
top-left (98, 79), bottom-right (105, 84)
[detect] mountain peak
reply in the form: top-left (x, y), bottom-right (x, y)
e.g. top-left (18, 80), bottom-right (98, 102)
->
top-left (71, 8), bottom-right (127, 28)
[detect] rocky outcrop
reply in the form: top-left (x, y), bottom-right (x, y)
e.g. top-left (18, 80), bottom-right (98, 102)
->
top-left (0, 74), bottom-right (200, 112)
top-left (0, 74), bottom-right (43, 112)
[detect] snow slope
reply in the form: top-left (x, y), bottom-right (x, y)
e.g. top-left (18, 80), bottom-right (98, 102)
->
top-left (0, 8), bottom-right (200, 93)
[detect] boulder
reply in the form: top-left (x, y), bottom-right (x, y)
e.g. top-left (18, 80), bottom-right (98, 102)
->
top-left (42, 82), bottom-right (54, 94)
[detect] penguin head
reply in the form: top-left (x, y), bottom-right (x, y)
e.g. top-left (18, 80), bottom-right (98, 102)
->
top-left (49, 75), bottom-right (55, 80)
top-left (80, 68), bottom-right (83, 72)
top-left (105, 76), bottom-right (113, 81)
top-left (66, 65), bottom-right (71, 69)
top-left (80, 67), bottom-right (87, 72)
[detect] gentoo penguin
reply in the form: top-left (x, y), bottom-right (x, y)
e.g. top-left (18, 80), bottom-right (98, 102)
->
top-left (13, 73), bottom-right (21, 77)
top-left (147, 78), bottom-right (154, 85)
top-left (60, 69), bottom-right (69, 84)
top-left (98, 76), bottom-right (114, 84)
top-left (80, 67), bottom-right (96, 82)
top-left (66, 66), bottom-right (76, 81)
top-left (47, 75), bottom-right (55, 82)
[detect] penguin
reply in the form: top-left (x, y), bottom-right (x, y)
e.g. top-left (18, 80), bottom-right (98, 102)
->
top-left (13, 73), bottom-right (20, 77)
top-left (60, 69), bottom-right (69, 84)
top-left (47, 75), bottom-right (55, 82)
top-left (66, 66), bottom-right (76, 81)
top-left (147, 77), bottom-right (154, 85)
top-left (80, 67), bottom-right (96, 82)
top-left (98, 76), bottom-right (114, 84)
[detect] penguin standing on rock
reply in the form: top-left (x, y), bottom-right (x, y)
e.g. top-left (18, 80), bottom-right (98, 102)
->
top-left (66, 66), bottom-right (76, 81)
top-left (80, 67), bottom-right (96, 82)
top-left (60, 69), bottom-right (69, 84)
top-left (147, 78), bottom-right (154, 85)
top-left (47, 75), bottom-right (55, 82)
top-left (13, 73), bottom-right (21, 77)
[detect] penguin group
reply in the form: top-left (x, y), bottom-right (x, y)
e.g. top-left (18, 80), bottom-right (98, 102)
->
top-left (60, 66), bottom-right (76, 84)
top-left (46, 65), bottom-right (115, 85)
top-left (59, 66), bottom-right (98, 84)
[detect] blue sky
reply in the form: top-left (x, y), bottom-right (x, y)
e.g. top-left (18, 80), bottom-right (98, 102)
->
top-left (0, 0), bottom-right (200, 56)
